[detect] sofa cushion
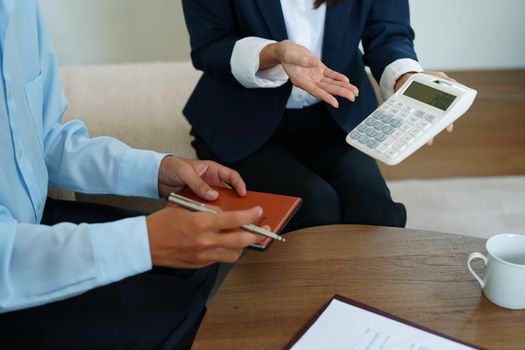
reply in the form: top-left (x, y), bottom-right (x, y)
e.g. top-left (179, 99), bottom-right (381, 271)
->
top-left (49, 61), bottom-right (201, 208)
top-left (60, 61), bottom-right (201, 159)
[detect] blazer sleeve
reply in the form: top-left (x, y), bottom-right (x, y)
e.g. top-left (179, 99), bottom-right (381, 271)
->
top-left (182, 0), bottom-right (243, 85)
top-left (361, 0), bottom-right (419, 83)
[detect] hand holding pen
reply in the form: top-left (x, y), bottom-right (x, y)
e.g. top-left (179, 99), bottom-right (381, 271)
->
top-left (168, 193), bottom-right (285, 242)
top-left (146, 157), bottom-right (270, 269)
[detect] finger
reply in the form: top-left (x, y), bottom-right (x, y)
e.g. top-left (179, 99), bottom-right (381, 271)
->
top-left (323, 72), bottom-right (359, 96)
top-left (427, 138), bottom-right (434, 146)
top-left (317, 81), bottom-right (356, 102)
top-left (427, 71), bottom-right (457, 83)
top-left (177, 163), bottom-right (218, 201)
top-left (217, 165), bottom-right (247, 197)
top-left (323, 67), bottom-right (350, 83)
top-left (446, 124), bottom-right (454, 132)
top-left (213, 230), bottom-right (264, 249)
top-left (212, 206), bottom-right (264, 231)
top-left (320, 77), bottom-right (360, 96)
top-left (297, 78), bottom-right (339, 108)
top-left (193, 161), bottom-right (247, 197)
top-left (201, 247), bottom-right (246, 264)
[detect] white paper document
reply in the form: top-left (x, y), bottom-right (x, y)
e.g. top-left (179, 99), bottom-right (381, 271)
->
top-left (290, 296), bottom-right (479, 350)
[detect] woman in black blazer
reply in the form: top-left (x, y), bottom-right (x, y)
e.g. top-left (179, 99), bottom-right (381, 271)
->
top-left (181, 0), bottom-right (452, 232)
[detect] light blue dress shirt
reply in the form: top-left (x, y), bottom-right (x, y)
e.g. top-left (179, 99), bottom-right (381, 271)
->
top-left (0, 0), bottom-right (165, 313)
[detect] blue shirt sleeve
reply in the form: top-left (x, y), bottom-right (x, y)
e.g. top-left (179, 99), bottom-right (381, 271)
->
top-left (0, 206), bottom-right (152, 313)
top-left (0, 0), bottom-right (162, 313)
top-left (33, 0), bottom-right (166, 198)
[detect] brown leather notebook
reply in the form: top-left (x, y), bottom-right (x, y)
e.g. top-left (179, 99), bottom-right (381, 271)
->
top-left (177, 186), bottom-right (302, 250)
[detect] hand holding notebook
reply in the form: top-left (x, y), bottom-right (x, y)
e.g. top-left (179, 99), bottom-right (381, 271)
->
top-left (172, 186), bottom-right (302, 250)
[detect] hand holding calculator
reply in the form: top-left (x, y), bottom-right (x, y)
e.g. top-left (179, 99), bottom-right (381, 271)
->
top-left (346, 73), bottom-right (477, 165)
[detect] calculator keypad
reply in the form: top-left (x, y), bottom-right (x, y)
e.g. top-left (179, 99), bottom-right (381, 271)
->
top-left (349, 99), bottom-right (440, 160)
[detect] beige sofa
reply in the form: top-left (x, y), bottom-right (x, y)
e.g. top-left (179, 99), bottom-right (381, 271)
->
top-left (53, 61), bottom-right (382, 212)
top-left (51, 61), bottom-right (202, 212)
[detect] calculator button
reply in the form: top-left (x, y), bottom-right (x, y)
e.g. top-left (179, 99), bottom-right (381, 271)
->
top-left (358, 135), bottom-right (368, 144)
top-left (382, 137), bottom-right (396, 148)
top-left (408, 128), bottom-right (423, 137)
top-left (401, 135), bottom-right (415, 144)
top-left (416, 120), bottom-right (431, 130)
top-left (403, 105), bottom-right (415, 112)
top-left (382, 126), bottom-right (394, 135)
top-left (385, 149), bottom-right (399, 159)
top-left (392, 141), bottom-right (408, 152)
top-left (380, 114), bottom-right (392, 123)
top-left (400, 124), bottom-right (411, 132)
top-left (357, 124), bottom-right (368, 133)
top-left (424, 114), bottom-right (438, 122)
top-left (389, 108), bottom-right (401, 116)
top-left (398, 111), bottom-right (410, 119)
top-left (373, 121), bottom-right (385, 131)
top-left (407, 116), bottom-right (419, 124)
top-left (373, 112), bottom-right (385, 120)
top-left (414, 110), bottom-right (426, 118)
top-left (374, 133), bottom-right (387, 142)
top-left (392, 130), bottom-right (404, 139)
top-left (366, 139), bottom-right (379, 149)
top-left (390, 119), bottom-right (402, 128)
top-left (394, 102), bottom-right (404, 109)
top-left (366, 128), bottom-right (378, 137)
top-left (371, 111), bottom-right (382, 118)
top-left (376, 142), bottom-right (390, 153)
top-left (364, 117), bottom-right (375, 126)
top-left (349, 130), bottom-right (360, 140)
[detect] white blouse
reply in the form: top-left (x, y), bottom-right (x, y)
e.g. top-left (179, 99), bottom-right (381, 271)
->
top-left (230, 0), bottom-right (423, 108)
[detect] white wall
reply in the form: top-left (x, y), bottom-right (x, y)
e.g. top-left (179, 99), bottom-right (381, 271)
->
top-left (409, 0), bottom-right (525, 70)
top-left (40, 0), bottom-right (189, 65)
top-left (41, 0), bottom-right (525, 70)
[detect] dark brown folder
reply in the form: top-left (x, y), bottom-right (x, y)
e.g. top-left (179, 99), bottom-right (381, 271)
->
top-left (177, 186), bottom-right (302, 250)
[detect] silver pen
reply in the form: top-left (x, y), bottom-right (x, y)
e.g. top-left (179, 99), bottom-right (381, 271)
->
top-left (167, 192), bottom-right (285, 242)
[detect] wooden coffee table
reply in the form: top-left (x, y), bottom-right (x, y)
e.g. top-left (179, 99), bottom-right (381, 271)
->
top-left (192, 225), bottom-right (525, 349)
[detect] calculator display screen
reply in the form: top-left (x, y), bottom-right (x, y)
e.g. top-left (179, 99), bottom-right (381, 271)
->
top-left (403, 81), bottom-right (457, 111)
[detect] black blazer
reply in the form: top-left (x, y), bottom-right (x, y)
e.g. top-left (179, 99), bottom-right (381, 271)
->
top-left (182, 0), bottom-right (418, 163)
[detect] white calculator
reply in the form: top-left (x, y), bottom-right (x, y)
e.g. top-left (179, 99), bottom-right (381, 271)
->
top-left (346, 73), bottom-right (477, 165)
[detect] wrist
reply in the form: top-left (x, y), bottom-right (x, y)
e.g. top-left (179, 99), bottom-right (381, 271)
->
top-left (394, 71), bottom-right (417, 92)
top-left (259, 42), bottom-right (281, 70)
top-left (157, 155), bottom-right (174, 197)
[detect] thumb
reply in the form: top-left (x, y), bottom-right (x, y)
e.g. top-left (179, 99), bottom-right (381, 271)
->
top-left (298, 55), bottom-right (318, 68)
top-left (285, 49), bottom-right (318, 68)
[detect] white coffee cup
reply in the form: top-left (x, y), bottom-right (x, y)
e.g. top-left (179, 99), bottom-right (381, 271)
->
top-left (467, 233), bottom-right (525, 309)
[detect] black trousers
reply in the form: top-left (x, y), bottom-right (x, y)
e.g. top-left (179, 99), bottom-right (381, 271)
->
top-left (193, 103), bottom-right (406, 232)
top-left (0, 198), bottom-right (218, 350)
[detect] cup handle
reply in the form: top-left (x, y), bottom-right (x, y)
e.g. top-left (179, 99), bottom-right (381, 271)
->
top-left (467, 252), bottom-right (488, 288)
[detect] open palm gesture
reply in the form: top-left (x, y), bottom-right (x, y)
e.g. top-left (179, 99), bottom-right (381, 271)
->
top-left (275, 40), bottom-right (359, 108)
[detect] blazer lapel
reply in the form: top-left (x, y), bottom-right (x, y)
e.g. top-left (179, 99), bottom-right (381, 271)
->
top-left (254, 0), bottom-right (288, 41)
top-left (322, 0), bottom-right (355, 68)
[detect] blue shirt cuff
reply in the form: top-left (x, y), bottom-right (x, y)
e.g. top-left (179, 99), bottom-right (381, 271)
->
top-left (89, 216), bottom-right (152, 285)
top-left (117, 149), bottom-right (168, 198)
